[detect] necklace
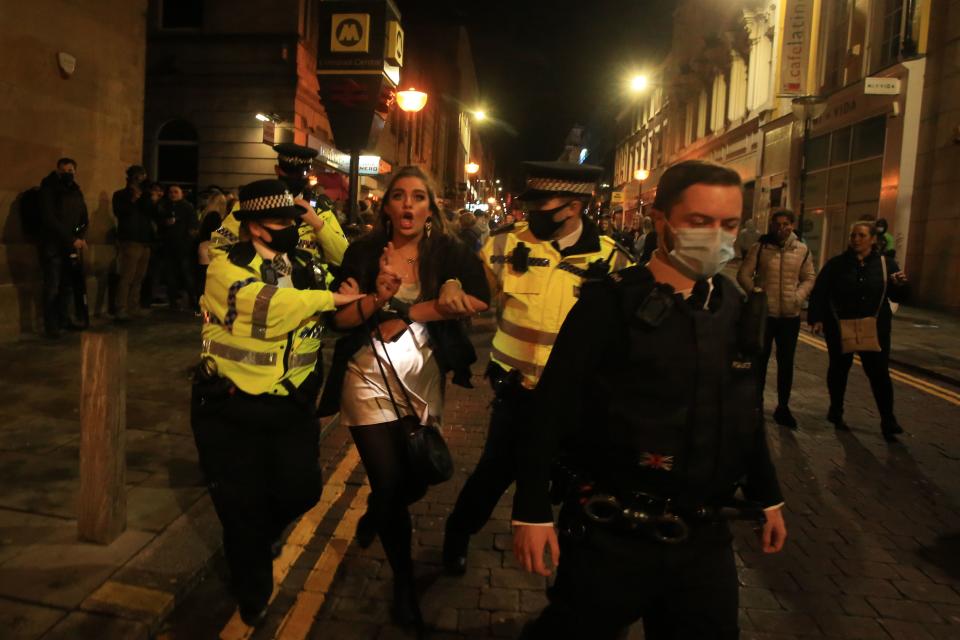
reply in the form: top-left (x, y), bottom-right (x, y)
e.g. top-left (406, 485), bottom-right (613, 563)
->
top-left (405, 256), bottom-right (417, 265)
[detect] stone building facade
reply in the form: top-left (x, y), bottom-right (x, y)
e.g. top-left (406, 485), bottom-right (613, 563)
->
top-left (0, 0), bottom-right (148, 336)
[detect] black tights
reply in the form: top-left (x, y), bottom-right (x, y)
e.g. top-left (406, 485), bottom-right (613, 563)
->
top-left (349, 422), bottom-right (427, 583)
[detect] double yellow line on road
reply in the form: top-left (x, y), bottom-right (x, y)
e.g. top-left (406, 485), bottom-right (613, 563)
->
top-left (797, 333), bottom-right (960, 406)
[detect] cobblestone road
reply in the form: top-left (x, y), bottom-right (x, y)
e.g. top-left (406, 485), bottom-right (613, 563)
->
top-left (160, 316), bottom-right (960, 640)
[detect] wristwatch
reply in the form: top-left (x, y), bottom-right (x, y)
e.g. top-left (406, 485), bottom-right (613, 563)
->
top-left (384, 298), bottom-right (412, 324)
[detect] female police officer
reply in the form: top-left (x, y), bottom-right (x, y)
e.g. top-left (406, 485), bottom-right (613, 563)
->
top-left (191, 179), bottom-right (365, 625)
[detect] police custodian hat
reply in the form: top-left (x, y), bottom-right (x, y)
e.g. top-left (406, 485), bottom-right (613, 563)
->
top-left (235, 179), bottom-right (300, 221)
top-left (273, 142), bottom-right (318, 176)
top-left (516, 161), bottom-right (603, 201)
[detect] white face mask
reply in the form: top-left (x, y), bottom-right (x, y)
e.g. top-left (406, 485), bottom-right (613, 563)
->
top-left (665, 222), bottom-right (737, 279)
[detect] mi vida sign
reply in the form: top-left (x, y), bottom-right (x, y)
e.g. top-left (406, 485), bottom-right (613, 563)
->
top-left (779, 0), bottom-right (812, 95)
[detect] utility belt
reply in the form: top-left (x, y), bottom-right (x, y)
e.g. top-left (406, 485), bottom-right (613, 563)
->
top-left (485, 361), bottom-right (528, 397)
top-left (192, 355), bottom-right (321, 410)
top-left (553, 464), bottom-right (766, 545)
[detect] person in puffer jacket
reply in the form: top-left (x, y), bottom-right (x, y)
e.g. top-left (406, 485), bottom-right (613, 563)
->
top-left (738, 209), bottom-right (815, 429)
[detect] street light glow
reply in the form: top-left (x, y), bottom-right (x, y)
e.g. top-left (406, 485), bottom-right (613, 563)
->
top-left (635, 168), bottom-right (650, 181)
top-left (397, 87), bottom-right (429, 113)
top-left (473, 110), bottom-right (487, 121)
top-left (630, 74), bottom-right (649, 93)
top-left (255, 113), bottom-right (270, 122)
top-left (465, 162), bottom-right (480, 175)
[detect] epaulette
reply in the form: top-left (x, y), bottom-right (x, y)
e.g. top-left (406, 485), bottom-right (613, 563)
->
top-left (601, 234), bottom-right (635, 258)
top-left (490, 222), bottom-right (517, 236)
top-left (227, 242), bottom-right (257, 267)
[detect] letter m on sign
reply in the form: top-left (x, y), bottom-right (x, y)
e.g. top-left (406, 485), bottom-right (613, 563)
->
top-left (331, 14), bottom-right (370, 53)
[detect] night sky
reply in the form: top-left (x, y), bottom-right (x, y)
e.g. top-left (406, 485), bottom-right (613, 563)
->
top-left (396, 0), bottom-right (676, 187)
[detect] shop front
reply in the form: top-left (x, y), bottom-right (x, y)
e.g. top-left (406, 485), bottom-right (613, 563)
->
top-left (789, 60), bottom-right (924, 270)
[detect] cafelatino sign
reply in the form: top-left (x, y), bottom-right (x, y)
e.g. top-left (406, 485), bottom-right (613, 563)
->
top-left (779, 0), bottom-right (812, 96)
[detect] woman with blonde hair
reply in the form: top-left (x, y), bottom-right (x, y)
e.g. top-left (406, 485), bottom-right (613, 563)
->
top-left (319, 165), bottom-right (490, 630)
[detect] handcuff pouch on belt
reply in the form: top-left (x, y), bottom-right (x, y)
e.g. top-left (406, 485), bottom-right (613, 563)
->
top-left (554, 464), bottom-right (767, 545)
top-left (510, 242), bottom-right (531, 273)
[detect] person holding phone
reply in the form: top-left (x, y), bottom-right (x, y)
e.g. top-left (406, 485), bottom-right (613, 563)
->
top-left (808, 221), bottom-right (910, 442)
top-left (318, 166), bottom-right (490, 630)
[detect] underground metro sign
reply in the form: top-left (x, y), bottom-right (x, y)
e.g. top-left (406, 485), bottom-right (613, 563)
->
top-left (331, 14), bottom-right (370, 53)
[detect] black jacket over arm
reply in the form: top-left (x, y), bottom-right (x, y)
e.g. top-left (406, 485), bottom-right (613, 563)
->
top-left (513, 266), bottom-right (783, 524)
top-left (317, 231), bottom-right (491, 417)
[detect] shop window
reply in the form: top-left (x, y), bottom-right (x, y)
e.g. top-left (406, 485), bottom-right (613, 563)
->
top-left (805, 171), bottom-right (828, 208)
top-left (830, 126), bottom-right (852, 164)
top-left (848, 157), bottom-right (883, 202)
top-left (880, 0), bottom-right (905, 67)
top-left (160, 0), bottom-right (203, 29)
top-left (805, 134), bottom-right (830, 172)
top-left (827, 166), bottom-right (850, 205)
top-left (851, 116), bottom-right (886, 160)
top-left (822, 0), bottom-right (851, 92)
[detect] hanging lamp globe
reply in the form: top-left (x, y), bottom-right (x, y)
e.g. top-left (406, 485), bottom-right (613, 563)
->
top-left (397, 88), bottom-right (428, 113)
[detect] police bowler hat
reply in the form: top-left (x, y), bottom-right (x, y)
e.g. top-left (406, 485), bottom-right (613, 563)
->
top-left (235, 179), bottom-right (299, 221)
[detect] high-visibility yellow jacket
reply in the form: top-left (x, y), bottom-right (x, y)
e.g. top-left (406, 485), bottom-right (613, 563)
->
top-left (200, 244), bottom-right (337, 396)
top-left (483, 219), bottom-right (634, 389)
top-left (209, 201), bottom-right (347, 271)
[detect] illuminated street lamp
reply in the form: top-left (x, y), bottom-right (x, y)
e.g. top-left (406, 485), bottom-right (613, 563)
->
top-left (634, 168), bottom-right (650, 225)
top-left (634, 168), bottom-right (649, 181)
top-left (465, 162), bottom-right (480, 175)
top-left (629, 74), bottom-right (649, 93)
top-left (396, 88), bottom-right (429, 165)
top-left (396, 88), bottom-right (428, 113)
top-left (472, 110), bottom-right (487, 121)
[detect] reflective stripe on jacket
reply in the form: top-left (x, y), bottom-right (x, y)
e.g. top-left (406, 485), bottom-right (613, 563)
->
top-left (200, 249), bottom-right (336, 396)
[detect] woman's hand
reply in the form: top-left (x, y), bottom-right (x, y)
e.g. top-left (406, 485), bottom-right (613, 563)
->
top-left (437, 280), bottom-right (488, 316)
top-left (810, 322), bottom-right (824, 335)
top-left (331, 292), bottom-right (366, 307)
top-left (376, 271), bottom-right (401, 303)
top-left (890, 271), bottom-right (908, 285)
top-left (377, 317), bottom-right (409, 343)
top-left (338, 277), bottom-right (361, 296)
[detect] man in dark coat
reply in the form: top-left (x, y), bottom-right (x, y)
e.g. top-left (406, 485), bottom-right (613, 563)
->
top-left (513, 160), bottom-right (786, 639)
top-left (112, 165), bottom-right (157, 321)
top-left (156, 184), bottom-right (198, 310)
top-left (38, 157), bottom-right (88, 337)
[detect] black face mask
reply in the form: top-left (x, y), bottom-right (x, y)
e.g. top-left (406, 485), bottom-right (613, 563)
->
top-left (264, 224), bottom-right (299, 255)
top-left (59, 172), bottom-right (75, 186)
top-left (526, 202), bottom-right (572, 240)
top-left (279, 174), bottom-right (307, 197)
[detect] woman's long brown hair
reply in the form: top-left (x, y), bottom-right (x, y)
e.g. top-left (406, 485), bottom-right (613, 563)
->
top-left (376, 165), bottom-right (457, 298)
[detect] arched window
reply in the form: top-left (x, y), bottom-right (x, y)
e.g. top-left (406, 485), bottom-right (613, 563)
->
top-left (156, 119), bottom-right (198, 198)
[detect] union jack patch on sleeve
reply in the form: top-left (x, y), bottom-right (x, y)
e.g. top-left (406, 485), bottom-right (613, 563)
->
top-left (639, 452), bottom-right (674, 471)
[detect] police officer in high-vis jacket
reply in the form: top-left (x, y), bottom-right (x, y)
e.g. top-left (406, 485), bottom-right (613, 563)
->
top-left (443, 162), bottom-right (634, 574)
top-left (512, 161), bottom-right (787, 639)
top-left (209, 143), bottom-right (347, 282)
top-left (191, 179), bottom-right (362, 626)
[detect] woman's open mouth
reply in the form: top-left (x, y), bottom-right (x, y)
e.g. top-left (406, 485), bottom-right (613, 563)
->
top-left (398, 212), bottom-right (415, 230)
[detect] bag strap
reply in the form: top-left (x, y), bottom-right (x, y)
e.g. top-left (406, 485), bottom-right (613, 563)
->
top-left (356, 299), bottom-right (415, 421)
top-left (875, 255), bottom-right (888, 318)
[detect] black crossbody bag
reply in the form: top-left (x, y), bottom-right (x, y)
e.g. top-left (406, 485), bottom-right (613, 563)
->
top-left (357, 300), bottom-right (454, 485)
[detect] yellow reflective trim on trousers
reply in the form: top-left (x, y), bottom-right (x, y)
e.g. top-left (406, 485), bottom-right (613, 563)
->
top-left (498, 317), bottom-right (557, 346)
top-left (202, 339), bottom-right (277, 366)
top-left (251, 286), bottom-right (278, 339)
top-left (490, 346), bottom-right (542, 379)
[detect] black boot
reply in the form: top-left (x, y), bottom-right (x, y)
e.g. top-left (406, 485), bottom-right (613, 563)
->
top-left (442, 524), bottom-right (469, 576)
top-left (391, 574), bottom-right (424, 632)
top-left (827, 407), bottom-right (850, 431)
top-left (773, 406), bottom-right (798, 429)
top-left (355, 511), bottom-right (377, 549)
top-left (882, 417), bottom-right (904, 443)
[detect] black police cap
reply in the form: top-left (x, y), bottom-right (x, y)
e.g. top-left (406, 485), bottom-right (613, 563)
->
top-left (273, 143), bottom-right (319, 174)
top-left (517, 161), bottom-right (603, 201)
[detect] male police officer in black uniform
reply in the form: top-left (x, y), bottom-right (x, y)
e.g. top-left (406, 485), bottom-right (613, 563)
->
top-left (513, 160), bottom-right (787, 639)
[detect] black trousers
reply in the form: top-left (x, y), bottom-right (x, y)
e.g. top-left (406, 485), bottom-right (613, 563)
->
top-left (523, 512), bottom-right (739, 640)
top-left (824, 325), bottom-right (896, 425)
top-left (190, 381), bottom-right (322, 610)
top-left (39, 242), bottom-right (75, 332)
top-left (447, 376), bottom-right (532, 535)
top-left (759, 316), bottom-right (801, 408)
top-left (161, 243), bottom-right (195, 307)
